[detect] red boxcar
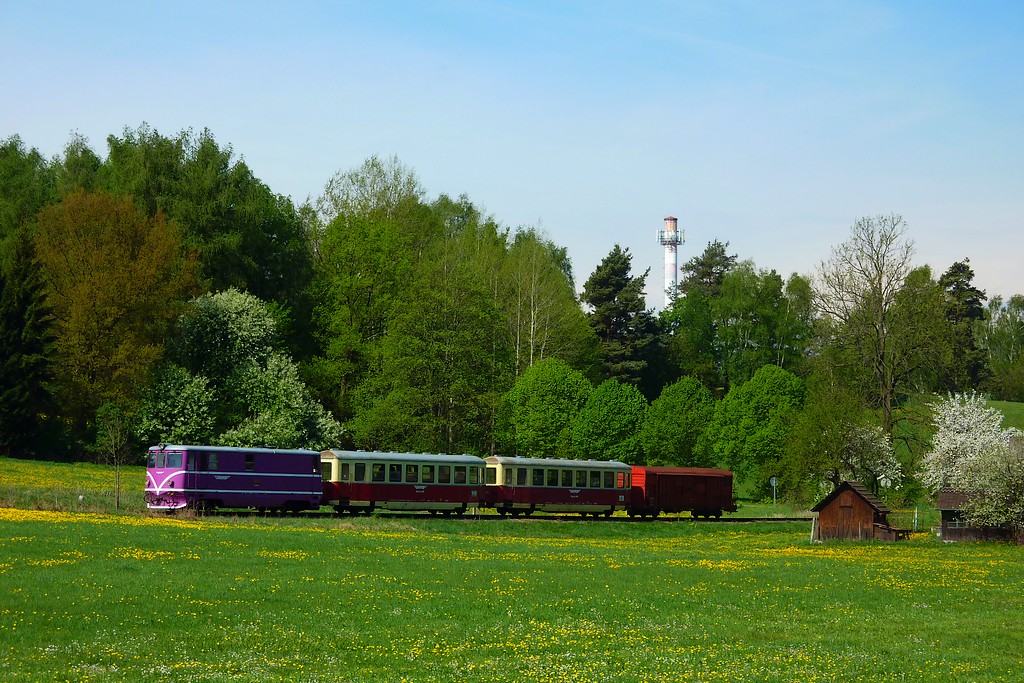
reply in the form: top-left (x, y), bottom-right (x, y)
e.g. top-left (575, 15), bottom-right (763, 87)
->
top-left (629, 466), bottom-right (737, 518)
top-left (321, 450), bottom-right (486, 515)
top-left (484, 456), bottom-right (632, 517)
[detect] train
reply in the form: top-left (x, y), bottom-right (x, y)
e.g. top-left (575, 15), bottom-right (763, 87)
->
top-left (145, 444), bottom-right (737, 518)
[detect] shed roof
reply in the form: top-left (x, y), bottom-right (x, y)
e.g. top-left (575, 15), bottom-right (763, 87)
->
top-left (811, 481), bottom-right (891, 514)
top-left (936, 488), bottom-right (977, 510)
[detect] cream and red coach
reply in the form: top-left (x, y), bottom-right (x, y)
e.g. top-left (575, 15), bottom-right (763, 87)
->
top-left (483, 456), bottom-right (632, 517)
top-left (320, 450), bottom-right (486, 515)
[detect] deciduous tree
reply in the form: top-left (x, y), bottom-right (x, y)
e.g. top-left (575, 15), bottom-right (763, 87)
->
top-left (814, 215), bottom-right (949, 433)
top-left (570, 379), bottom-right (647, 462)
top-left (497, 358), bottom-right (591, 458)
top-left (641, 376), bottom-right (715, 467)
top-left (35, 190), bottom-right (199, 429)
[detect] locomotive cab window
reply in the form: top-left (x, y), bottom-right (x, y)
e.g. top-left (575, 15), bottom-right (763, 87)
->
top-left (167, 452), bottom-right (183, 469)
top-left (187, 455), bottom-right (198, 471)
top-left (422, 465), bottom-right (434, 483)
top-left (355, 462), bottom-right (366, 482)
top-left (245, 454), bottom-right (255, 472)
top-left (208, 453), bottom-right (218, 471)
top-left (406, 464), bottom-right (418, 483)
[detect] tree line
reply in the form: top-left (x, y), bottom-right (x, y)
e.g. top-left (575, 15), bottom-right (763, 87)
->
top-left (2, 125), bottom-right (1023, 509)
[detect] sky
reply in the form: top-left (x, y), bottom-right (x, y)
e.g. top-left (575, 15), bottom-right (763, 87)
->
top-left (3, 1), bottom-right (1022, 309)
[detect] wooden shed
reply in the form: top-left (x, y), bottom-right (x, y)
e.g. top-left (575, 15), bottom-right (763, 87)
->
top-left (935, 488), bottom-right (1011, 542)
top-left (811, 481), bottom-right (909, 541)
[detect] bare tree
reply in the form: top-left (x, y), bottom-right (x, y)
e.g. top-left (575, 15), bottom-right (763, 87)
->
top-left (814, 214), bottom-right (949, 433)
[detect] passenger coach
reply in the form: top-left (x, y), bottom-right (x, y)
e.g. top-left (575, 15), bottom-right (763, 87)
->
top-left (484, 456), bottom-right (632, 517)
top-left (145, 444), bottom-right (322, 512)
top-left (321, 450), bottom-right (486, 515)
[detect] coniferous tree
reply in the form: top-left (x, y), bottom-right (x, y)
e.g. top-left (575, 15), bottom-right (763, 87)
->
top-left (938, 259), bottom-right (989, 391)
top-left (0, 226), bottom-right (55, 456)
top-left (581, 245), bottom-right (661, 395)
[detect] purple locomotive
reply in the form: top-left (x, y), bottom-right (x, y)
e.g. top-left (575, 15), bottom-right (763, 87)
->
top-left (145, 444), bottom-right (322, 512)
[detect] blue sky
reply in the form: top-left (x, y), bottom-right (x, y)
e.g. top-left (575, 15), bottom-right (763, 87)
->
top-left (3, 1), bottom-right (1022, 308)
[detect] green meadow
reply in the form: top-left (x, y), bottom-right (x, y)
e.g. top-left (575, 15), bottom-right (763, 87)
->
top-left (1, 506), bottom-right (1022, 683)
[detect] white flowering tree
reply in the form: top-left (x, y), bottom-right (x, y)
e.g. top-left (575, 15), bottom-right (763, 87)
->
top-left (831, 424), bottom-right (902, 494)
top-left (923, 392), bottom-right (1024, 542)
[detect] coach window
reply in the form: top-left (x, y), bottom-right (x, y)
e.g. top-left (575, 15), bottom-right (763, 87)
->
top-left (422, 465), bottom-right (435, 483)
top-left (354, 462), bottom-right (366, 482)
top-left (503, 469), bottom-right (512, 485)
top-left (406, 464), bottom-right (418, 483)
top-left (589, 470), bottom-right (601, 488)
top-left (486, 467), bottom-right (497, 485)
top-left (512, 468), bottom-right (524, 486)
top-left (604, 471), bottom-right (614, 488)
top-left (576, 470), bottom-right (587, 487)
top-left (389, 464), bottom-right (402, 483)
top-left (339, 462), bottom-right (350, 482)
top-left (322, 461), bottom-right (333, 482)
top-left (560, 470), bottom-right (572, 487)
top-left (470, 467), bottom-right (480, 485)
top-left (616, 472), bottom-right (627, 489)
top-left (454, 466), bottom-right (467, 484)
top-left (546, 469), bottom-right (558, 486)
top-left (532, 468), bottom-right (544, 486)
top-left (372, 463), bottom-right (385, 482)
top-left (439, 465), bottom-right (451, 484)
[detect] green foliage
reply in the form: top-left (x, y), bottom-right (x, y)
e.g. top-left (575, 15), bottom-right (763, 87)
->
top-left (678, 239), bottom-right (738, 299)
top-left (938, 259), bottom-right (989, 391)
top-left (978, 295), bottom-right (1024, 401)
top-left (815, 216), bottom-right (950, 433)
top-left (94, 125), bottom-right (315, 329)
top-left (497, 358), bottom-right (592, 457)
top-left (581, 244), bottom-right (662, 394)
top-left (140, 290), bottom-right (341, 450)
top-left (0, 226), bottom-right (55, 457)
top-left (641, 376), bottom-right (715, 467)
top-left (701, 365), bottom-right (805, 495)
top-left (216, 353), bottom-right (341, 451)
top-left (570, 379), bottom-right (647, 462)
top-left (500, 227), bottom-right (598, 375)
top-left (135, 364), bottom-right (216, 446)
top-left (0, 135), bottom-right (55, 257)
top-left (34, 190), bottom-right (199, 430)
top-left (174, 288), bottom-right (280, 381)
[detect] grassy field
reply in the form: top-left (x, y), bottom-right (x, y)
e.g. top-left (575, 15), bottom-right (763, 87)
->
top-left (1, 509), bottom-right (1021, 681)
top-left (0, 457), bottom-right (1017, 681)
top-left (990, 400), bottom-right (1024, 431)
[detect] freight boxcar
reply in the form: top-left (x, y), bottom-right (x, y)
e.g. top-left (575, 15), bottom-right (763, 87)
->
top-left (321, 450), bottom-right (487, 515)
top-left (145, 444), bottom-right (322, 512)
top-left (629, 466), bottom-right (736, 518)
top-left (484, 456), bottom-right (632, 517)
